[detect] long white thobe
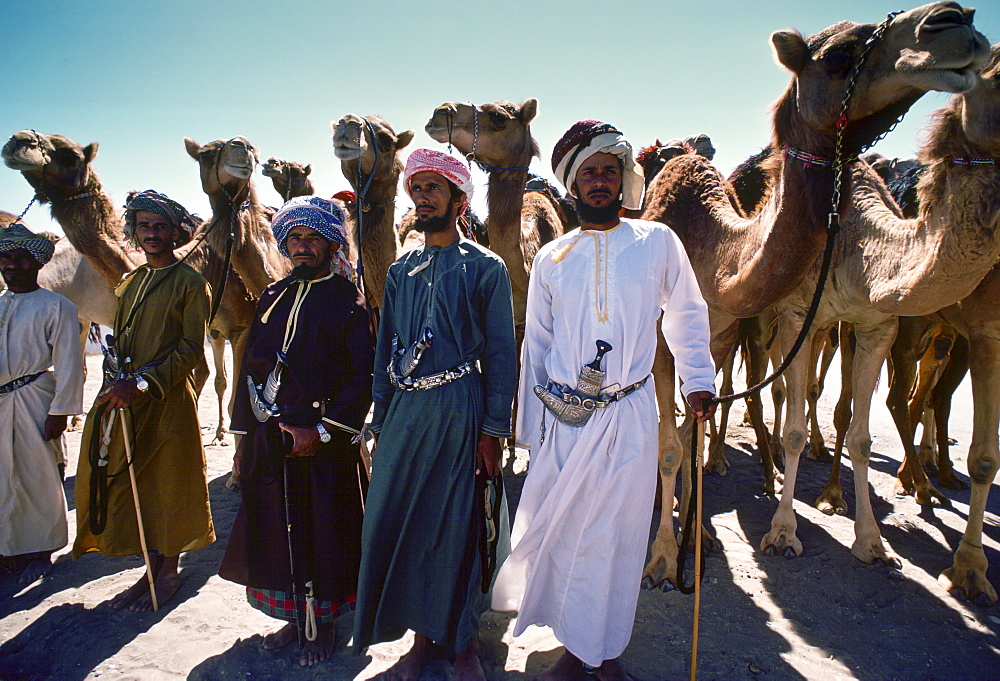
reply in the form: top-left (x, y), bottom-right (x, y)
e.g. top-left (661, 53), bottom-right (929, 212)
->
top-left (492, 218), bottom-right (715, 666)
top-left (0, 287), bottom-right (83, 556)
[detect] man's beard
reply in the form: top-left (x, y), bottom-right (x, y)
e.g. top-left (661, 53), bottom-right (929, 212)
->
top-left (575, 195), bottom-right (623, 225)
top-left (414, 202), bottom-right (457, 234)
top-left (292, 262), bottom-right (323, 280)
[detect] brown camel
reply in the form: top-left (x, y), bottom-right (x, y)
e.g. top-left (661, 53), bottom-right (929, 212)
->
top-left (638, 2), bottom-right (988, 588)
top-left (3, 131), bottom-right (256, 445)
top-left (331, 114), bottom-right (413, 310)
top-left (764, 38), bottom-right (996, 579)
top-left (184, 136), bottom-right (287, 297)
top-left (261, 157), bottom-right (314, 202)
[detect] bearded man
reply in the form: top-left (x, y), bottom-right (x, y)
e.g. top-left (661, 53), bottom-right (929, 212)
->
top-left (492, 121), bottom-right (717, 681)
top-left (73, 190), bottom-right (215, 612)
top-left (219, 196), bottom-right (375, 667)
top-left (0, 223), bottom-right (83, 584)
top-left (353, 148), bottom-right (516, 681)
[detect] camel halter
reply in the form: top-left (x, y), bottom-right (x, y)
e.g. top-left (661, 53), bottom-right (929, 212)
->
top-left (7, 131), bottom-right (54, 227)
top-left (352, 117), bottom-right (381, 290)
top-left (209, 137), bottom-right (258, 321)
top-left (676, 12), bottom-right (903, 681)
top-left (444, 105), bottom-right (531, 173)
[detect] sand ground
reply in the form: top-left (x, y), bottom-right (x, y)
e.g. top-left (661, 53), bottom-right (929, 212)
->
top-left (1, 346), bottom-right (998, 680)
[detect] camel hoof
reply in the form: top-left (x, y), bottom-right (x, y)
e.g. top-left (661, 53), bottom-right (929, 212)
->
top-left (763, 545), bottom-right (777, 557)
top-left (937, 474), bottom-right (967, 491)
top-left (973, 592), bottom-right (993, 609)
top-left (225, 473), bottom-right (241, 493)
top-left (660, 579), bottom-right (676, 593)
top-left (881, 555), bottom-right (902, 569)
top-left (782, 547), bottom-right (797, 560)
top-left (641, 576), bottom-right (654, 591)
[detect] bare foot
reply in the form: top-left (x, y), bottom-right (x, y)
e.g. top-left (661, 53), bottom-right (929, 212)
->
top-left (130, 571), bottom-right (181, 612)
top-left (262, 622), bottom-right (298, 650)
top-left (383, 633), bottom-right (438, 681)
top-left (17, 553), bottom-right (52, 585)
top-left (594, 658), bottom-right (632, 681)
top-left (299, 622), bottom-right (336, 667)
top-left (455, 642), bottom-right (487, 681)
top-left (533, 651), bottom-right (586, 681)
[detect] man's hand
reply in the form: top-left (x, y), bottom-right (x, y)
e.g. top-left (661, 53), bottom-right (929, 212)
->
top-left (476, 434), bottom-right (502, 477)
top-left (278, 422), bottom-right (320, 458)
top-left (42, 414), bottom-right (68, 441)
top-left (97, 379), bottom-right (143, 410)
top-left (687, 390), bottom-right (717, 423)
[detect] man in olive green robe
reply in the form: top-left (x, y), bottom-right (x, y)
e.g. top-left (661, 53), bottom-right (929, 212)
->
top-left (74, 190), bottom-right (215, 612)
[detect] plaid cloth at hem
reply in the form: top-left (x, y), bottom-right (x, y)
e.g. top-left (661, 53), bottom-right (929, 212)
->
top-left (247, 587), bottom-right (356, 624)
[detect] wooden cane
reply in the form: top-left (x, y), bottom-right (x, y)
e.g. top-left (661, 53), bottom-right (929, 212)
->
top-left (119, 408), bottom-right (159, 612)
top-left (689, 418), bottom-right (706, 681)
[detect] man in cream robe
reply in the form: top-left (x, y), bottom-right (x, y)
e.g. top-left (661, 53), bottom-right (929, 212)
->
top-left (492, 121), bottom-right (716, 681)
top-left (0, 223), bottom-right (83, 583)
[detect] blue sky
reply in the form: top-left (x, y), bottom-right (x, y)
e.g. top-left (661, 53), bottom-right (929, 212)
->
top-left (3, 0), bottom-right (997, 233)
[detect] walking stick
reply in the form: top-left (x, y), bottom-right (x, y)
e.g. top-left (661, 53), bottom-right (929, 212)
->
top-left (283, 456), bottom-right (303, 646)
top-left (689, 418), bottom-right (706, 681)
top-left (119, 408), bottom-right (159, 612)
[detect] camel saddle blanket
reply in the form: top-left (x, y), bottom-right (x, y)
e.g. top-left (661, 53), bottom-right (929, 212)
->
top-left (0, 370), bottom-right (45, 396)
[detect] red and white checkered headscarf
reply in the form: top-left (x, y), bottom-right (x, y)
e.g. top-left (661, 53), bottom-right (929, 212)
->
top-left (403, 148), bottom-right (473, 201)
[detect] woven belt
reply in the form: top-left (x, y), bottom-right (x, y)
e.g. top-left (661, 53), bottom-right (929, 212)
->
top-left (547, 373), bottom-right (649, 409)
top-left (390, 362), bottom-right (474, 391)
top-left (0, 370), bottom-right (45, 396)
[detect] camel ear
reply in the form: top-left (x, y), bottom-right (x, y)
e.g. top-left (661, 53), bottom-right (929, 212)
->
top-left (654, 137), bottom-right (662, 146)
top-left (396, 130), bottom-right (415, 151)
top-left (83, 142), bottom-right (99, 163)
top-left (184, 137), bottom-right (201, 161)
top-left (771, 30), bottom-right (810, 74)
top-left (519, 98), bottom-right (538, 125)
top-left (303, 164), bottom-right (312, 176)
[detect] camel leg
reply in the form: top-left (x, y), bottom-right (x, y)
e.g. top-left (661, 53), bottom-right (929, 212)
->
top-left (817, 323), bottom-right (853, 516)
top-left (70, 320), bottom-right (92, 431)
top-left (768, 355), bottom-right (786, 466)
top-left (845, 319), bottom-right (901, 567)
top-left (806, 324), bottom-right (835, 462)
top-left (643, 339), bottom-right (684, 589)
top-left (885, 328), bottom-right (921, 497)
top-left (706, 331), bottom-right (737, 477)
top-left (907, 327), bottom-right (954, 473)
top-left (208, 332), bottom-right (230, 446)
top-left (931, 335), bottom-right (969, 490)
top-left (741, 317), bottom-right (782, 494)
top-left (918, 407), bottom-right (937, 470)
top-left (225, 328), bottom-right (249, 492)
top-left (761, 313), bottom-right (812, 558)
top-left (939, 304), bottom-right (999, 605)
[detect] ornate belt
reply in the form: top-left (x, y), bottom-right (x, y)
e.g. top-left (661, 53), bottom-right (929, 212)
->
top-left (535, 374), bottom-right (649, 427)
top-left (390, 362), bottom-right (474, 392)
top-left (0, 370), bottom-right (45, 396)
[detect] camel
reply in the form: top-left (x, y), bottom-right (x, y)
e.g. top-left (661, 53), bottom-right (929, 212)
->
top-left (3, 131), bottom-right (256, 445)
top-left (261, 157), bottom-right (314, 202)
top-left (762, 33), bottom-right (996, 584)
top-left (184, 136), bottom-right (287, 297)
top-left (331, 114), bottom-right (414, 309)
top-left (638, 2), bottom-right (988, 588)
top-left (424, 98), bottom-right (566, 351)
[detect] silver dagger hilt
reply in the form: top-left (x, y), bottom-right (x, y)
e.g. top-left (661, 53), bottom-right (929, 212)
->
top-left (394, 327), bottom-right (433, 379)
top-left (263, 351), bottom-right (287, 404)
top-left (576, 340), bottom-right (613, 398)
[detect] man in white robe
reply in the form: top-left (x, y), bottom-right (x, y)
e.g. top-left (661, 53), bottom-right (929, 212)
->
top-left (492, 120), bottom-right (717, 681)
top-left (0, 223), bottom-right (83, 583)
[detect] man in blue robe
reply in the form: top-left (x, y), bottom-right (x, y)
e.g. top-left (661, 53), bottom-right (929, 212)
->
top-left (353, 149), bottom-right (516, 681)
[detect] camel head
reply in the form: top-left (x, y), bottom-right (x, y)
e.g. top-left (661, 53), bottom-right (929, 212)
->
top-left (262, 157), bottom-right (313, 201)
top-left (769, 1), bottom-right (989, 156)
top-left (637, 134), bottom-right (717, 188)
top-left (332, 114), bottom-right (414, 183)
top-left (184, 136), bottom-right (259, 200)
top-left (425, 99), bottom-right (540, 170)
top-left (3, 131), bottom-right (99, 201)
top-left (953, 43), bottom-right (1000, 152)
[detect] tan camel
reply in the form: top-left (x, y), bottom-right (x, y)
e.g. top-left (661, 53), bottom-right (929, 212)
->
top-left (638, 2), bottom-right (988, 588)
top-left (764, 38), bottom-right (996, 577)
top-left (331, 114), bottom-right (413, 309)
top-left (3, 131), bottom-right (256, 445)
top-left (184, 136), bottom-right (287, 297)
top-left (262, 157), bottom-right (314, 202)
top-left (425, 99), bottom-right (566, 348)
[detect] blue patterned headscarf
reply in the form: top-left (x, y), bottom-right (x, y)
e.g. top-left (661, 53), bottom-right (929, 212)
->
top-left (0, 222), bottom-right (55, 265)
top-left (123, 189), bottom-right (200, 247)
top-left (271, 196), bottom-right (352, 278)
